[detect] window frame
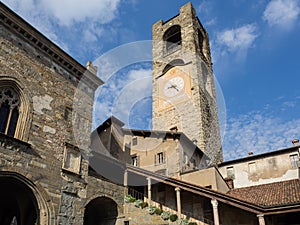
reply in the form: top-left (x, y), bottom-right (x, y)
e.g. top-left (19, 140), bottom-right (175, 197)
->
top-left (0, 77), bottom-right (31, 141)
top-left (290, 154), bottom-right (299, 169)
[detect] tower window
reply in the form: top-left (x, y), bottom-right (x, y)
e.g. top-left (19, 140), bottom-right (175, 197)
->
top-left (0, 88), bottom-right (20, 137)
top-left (163, 25), bottom-right (182, 53)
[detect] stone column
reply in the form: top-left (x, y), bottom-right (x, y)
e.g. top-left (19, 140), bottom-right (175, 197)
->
top-left (211, 199), bottom-right (220, 225)
top-left (147, 177), bottom-right (152, 206)
top-left (124, 170), bottom-right (128, 195)
top-left (175, 187), bottom-right (181, 217)
top-left (257, 214), bottom-right (266, 225)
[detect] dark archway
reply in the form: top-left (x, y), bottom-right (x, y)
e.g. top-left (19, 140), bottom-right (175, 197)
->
top-left (84, 197), bottom-right (118, 225)
top-left (0, 177), bottom-right (38, 225)
top-left (163, 25), bottom-right (182, 52)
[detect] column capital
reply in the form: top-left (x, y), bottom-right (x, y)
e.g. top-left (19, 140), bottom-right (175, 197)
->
top-left (257, 214), bottom-right (265, 225)
top-left (175, 187), bottom-right (181, 192)
top-left (211, 199), bottom-right (218, 208)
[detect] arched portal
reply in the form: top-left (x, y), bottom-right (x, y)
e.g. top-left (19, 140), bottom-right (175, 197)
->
top-left (84, 197), bottom-right (118, 225)
top-left (0, 177), bottom-right (38, 225)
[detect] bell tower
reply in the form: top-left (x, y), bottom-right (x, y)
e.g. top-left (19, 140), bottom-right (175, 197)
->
top-left (152, 2), bottom-right (222, 164)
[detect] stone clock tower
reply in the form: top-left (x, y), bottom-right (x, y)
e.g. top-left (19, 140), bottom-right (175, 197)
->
top-left (152, 2), bottom-right (223, 164)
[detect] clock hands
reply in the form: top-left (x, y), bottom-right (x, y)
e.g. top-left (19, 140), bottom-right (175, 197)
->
top-left (167, 84), bottom-right (179, 92)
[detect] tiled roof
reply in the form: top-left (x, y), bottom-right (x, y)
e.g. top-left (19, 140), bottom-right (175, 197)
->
top-left (228, 179), bottom-right (300, 207)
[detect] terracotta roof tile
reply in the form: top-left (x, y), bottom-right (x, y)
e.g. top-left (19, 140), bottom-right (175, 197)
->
top-left (227, 179), bottom-right (300, 207)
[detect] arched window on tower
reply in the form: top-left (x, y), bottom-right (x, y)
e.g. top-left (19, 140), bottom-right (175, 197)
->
top-left (0, 88), bottom-right (20, 137)
top-left (163, 25), bottom-right (182, 53)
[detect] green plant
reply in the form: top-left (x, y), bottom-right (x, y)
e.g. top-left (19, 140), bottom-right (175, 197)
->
top-left (170, 214), bottom-right (178, 222)
top-left (148, 205), bottom-right (157, 215)
top-left (140, 202), bottom-right (148, 209)
top-left (155, 208), bottom-right (163, 215)
top-left (178, 218), bottom-right (189, 225)
top-left (188, 222), bottom-right (197, 225)
top-left (124, 194), bottom-right (136, 203)
top-left (134, 199), bottom-right (144, 208)
top-left (161, 211), bottom-right (170, 220)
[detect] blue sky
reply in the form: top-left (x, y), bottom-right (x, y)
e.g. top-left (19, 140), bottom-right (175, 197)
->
top-left (3, 0), bottom-right (300, 161)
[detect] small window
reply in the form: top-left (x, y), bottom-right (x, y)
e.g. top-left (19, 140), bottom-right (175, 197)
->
top-left (248, 162), bottom-right (256, 174)
top-left (155, 152), bottom-right (165, 165)
top-left (132, 137), bottom-right (137, 146)
top-left (131, 155), bottom-right (139, 167)
top-left (226, 166), bottom-right (235, 179)
top-left (0, 88), bottom-right (20, 137)
top-left (124, 221), bottom-right (129, 225)
top-left (290, 154), bottom-right (299, 169)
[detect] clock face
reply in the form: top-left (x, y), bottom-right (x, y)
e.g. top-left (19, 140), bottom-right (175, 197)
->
top-left (163, 76), bottom-right (184, 97)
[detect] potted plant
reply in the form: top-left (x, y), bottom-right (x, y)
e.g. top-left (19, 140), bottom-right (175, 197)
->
top-left (161, 211), bottom-right (170, 220)
top-left (124, 194), bottom-right (136, 203)
top-left (134, 199), bottom-right (144, 208)
top-left (155, 208), bottom-right (163, 215)
top-left (170, 214), bottom-right (178, 222)
top-left (148, 205), bottom-right (157, 215)
top-left (178, 218), bottom-right (189, 225)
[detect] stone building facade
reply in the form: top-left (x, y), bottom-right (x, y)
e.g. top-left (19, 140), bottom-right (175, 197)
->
top-left (0, 3), bottom-right (126, 225)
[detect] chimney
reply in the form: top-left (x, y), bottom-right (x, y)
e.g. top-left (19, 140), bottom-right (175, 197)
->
top-left (86, 61), bottom-right (98, 75)
top-left (170, 126), bottom-right (178, 133)
top-left (292, 139), bottom-right (299, 147)
top-left (248, 151), bottom-right (253, 156)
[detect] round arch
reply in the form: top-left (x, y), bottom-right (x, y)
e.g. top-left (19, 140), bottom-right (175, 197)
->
top-left (0, 171), bottom-right (53, 225)
top-left (84, 196), bottom-right (119, 225)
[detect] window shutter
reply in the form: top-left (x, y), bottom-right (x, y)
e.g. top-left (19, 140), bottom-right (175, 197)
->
top-left (154, 154), bottom-right (156, 165)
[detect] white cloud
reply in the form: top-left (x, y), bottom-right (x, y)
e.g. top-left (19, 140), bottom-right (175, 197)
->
top-left (39, 0), bottom-right (121, 26)
top-left (223, 104), bottom-right (300, 161)
top-left (212, 24), bottom-right (259, 64)
top-left (93, 67), bottom-right (152, 129)
top-left (263, 0), bottom-right (300, 28)
top-left (216, 24), bottom-right (258, 52)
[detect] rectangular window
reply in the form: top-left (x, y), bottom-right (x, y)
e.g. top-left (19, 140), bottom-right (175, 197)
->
top-left (156, 152), bottom-right (165, 165)
top-left (226, 166), bottom-right (235, 179)
top-left (290, 154), bottom-right (299, 169)
top-left (124, 221), bottom-right (129, 225)
top-left (248, 162), bottom-right (256, 174)
top-left (132, 137), bottom-right (137, 146)
top-left (131, 155), bottom-right (139, 167)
